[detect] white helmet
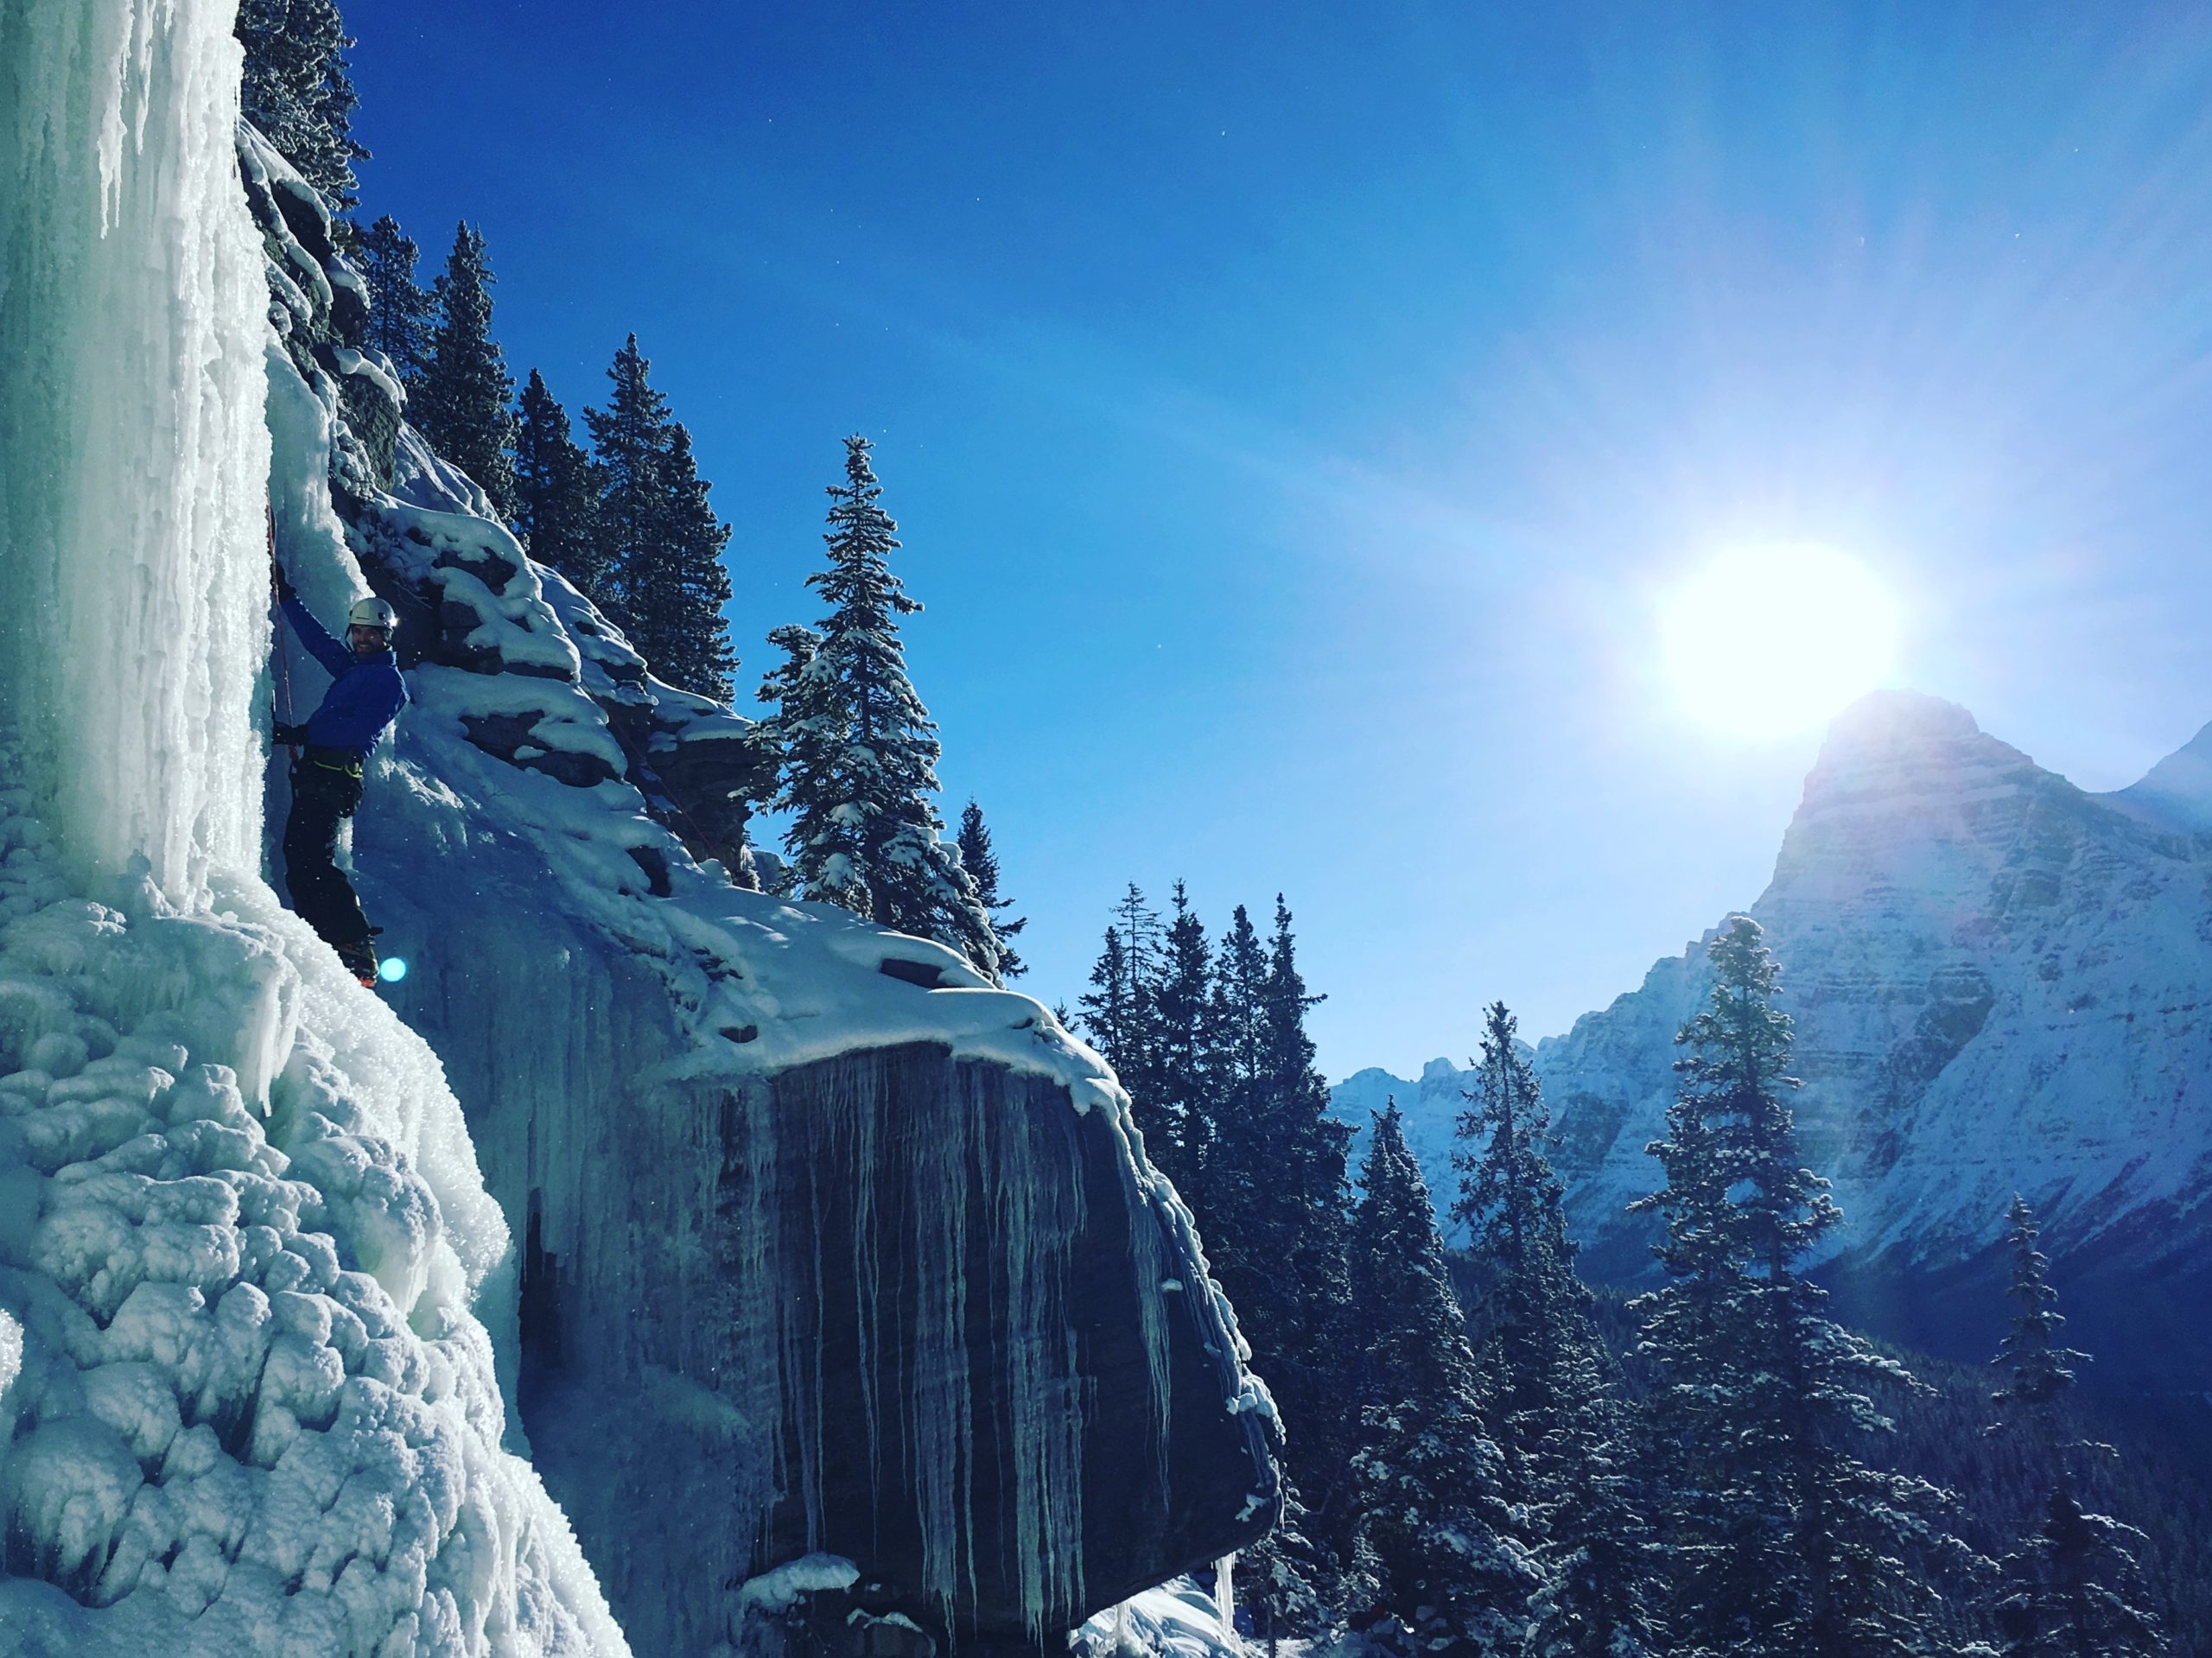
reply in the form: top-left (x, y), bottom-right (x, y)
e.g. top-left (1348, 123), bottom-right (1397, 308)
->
top-left (348, 595), bottom-right (397, 632)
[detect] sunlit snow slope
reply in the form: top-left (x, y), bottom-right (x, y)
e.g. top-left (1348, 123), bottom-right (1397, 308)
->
top-left (0, 4), bottom-right (626, 1653)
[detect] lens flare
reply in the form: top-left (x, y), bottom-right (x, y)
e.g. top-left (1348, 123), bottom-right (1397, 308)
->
top-left (378, 956), bottom-right (409, 984)
top-left (1661, 544), bottom-right (1901, 739)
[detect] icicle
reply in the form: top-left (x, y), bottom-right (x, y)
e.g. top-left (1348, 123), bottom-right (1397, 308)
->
top-left (1215, 1555), bottom-right (1236, 1640)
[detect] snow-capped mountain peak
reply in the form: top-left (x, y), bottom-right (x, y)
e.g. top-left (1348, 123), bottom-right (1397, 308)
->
top-left (1338, 692), bottom-right (2212, 1388)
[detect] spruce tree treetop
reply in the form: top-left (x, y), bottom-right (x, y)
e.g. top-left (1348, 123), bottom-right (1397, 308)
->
top-left (1148, 880), bottom-right (1216, 1195)
top-left (782, 436), bottom-right (998, 975)
top-left (1991, 1194), bottom-right (2088, 1435)
top-left (416, 223), bottom-right (517, 517)
top-left (641, 422), bottom-right (738, 701)
top-left (1352, 1102), bottom-right (1482, 1407)
top-left (352, 216), bottom-right (434, 386)
top-left (512, 370), bottom-right (608, 599)
top-left (584, 334), bottom-right (674, 636)
top-left (811, 435), bottom-right (926, 755)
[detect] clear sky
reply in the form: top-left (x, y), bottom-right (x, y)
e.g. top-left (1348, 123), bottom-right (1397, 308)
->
top-left (347, 2), bottom-right (2212, 1079)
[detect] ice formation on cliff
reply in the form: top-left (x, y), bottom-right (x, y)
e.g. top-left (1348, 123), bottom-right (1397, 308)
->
top-left (0, 3), bottom-right (625, 1651)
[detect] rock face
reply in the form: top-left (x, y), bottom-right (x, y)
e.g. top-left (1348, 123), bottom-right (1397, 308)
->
top-left (475, 1041), bottom-right (1273, 1655)
top-left (1342, 692), bottom-right (2212, 1389)
top-left (237, 118), bottom-right (1279, 1655)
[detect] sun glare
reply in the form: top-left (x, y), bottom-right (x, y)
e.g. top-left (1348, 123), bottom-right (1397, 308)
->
top-left (1661, 544), bottom-right (1901, 740)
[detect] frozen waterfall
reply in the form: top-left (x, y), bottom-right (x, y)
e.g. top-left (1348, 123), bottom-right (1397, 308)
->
top-left (0, 4), bottom-right (627, 1652)
top-left (0, 0), bottom-right (272, 903)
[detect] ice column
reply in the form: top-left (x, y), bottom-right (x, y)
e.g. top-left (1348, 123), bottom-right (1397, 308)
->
top-left (0, 0), bottom-right (272, 902)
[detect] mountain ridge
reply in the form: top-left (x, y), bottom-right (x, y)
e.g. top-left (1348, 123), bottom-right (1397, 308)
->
top-left (1334, 689), bottom-right (2212, 1388)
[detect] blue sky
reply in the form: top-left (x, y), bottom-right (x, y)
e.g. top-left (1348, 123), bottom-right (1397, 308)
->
top-left (350, 2), bottom-right (2212, 1077)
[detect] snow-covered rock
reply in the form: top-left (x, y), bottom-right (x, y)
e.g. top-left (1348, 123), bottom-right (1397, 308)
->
top-left (2104, 717), bottom-right (2212, 835)
top-left (1340, 691), bottom-right (2212, 1388)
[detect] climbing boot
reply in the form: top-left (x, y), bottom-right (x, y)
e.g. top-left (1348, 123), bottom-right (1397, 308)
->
top-left (334, 931), bottom-right (380, 988)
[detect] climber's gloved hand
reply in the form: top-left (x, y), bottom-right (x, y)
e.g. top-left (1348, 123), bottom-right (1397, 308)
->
top-left (272, 559), bottom-right (295, 601)
top-left (272, 721), bottom-right (308, 746)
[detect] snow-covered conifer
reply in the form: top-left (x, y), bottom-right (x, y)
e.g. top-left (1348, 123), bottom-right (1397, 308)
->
top-left (585, 334), bottom-right (673, 637)
top-left (1260, 897), bottom-right (1358, 1511)
top-left (1079, 885), bottom-right (1160, 1099)
top-left (1990, 1195), bottom-right (2087, 1435)
top-left (352, 215), bottom-right (435, 386)
top-left (756, 623), bottom-right (862, 912)
top-left (1344, 1102), bottom-right (1540, 1654)
top-left (237, 0), bottom-right (366, 213)
top-left (415, 223), bottom-right (517, 515)
top-left (1986, 1196), bottom-right (2163, 1658)
top-left (1146, 880), bottom-right (1216, 1194)
top-left (634, 423), bottom-right (737, 701)
top-left (1993, 1490), bottom-right (2164, 1658)
top-left (956, 800), bottom-right (1026, 977)
top-left (573, 340), bottom-right (738, 696)
top-left (1454, 1001), bottom-right (1659, 1656)
top-left (1193, 900), bottom-right (1357, 1604)
top-left (1631, 916), bottom-right (1976, 1656)
top-left (513, 370), bottom-right (608, 597)
top-left (787, 436), bottom-right (996, 975)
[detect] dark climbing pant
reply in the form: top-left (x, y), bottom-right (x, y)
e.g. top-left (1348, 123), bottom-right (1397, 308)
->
top-left (283, 753), bottom-right (370, 949)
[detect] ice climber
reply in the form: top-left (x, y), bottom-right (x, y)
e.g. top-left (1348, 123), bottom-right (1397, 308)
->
top-left (270, 561), bottom-right (408, 986)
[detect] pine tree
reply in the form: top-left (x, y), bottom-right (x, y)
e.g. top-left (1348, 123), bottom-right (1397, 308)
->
top-left (1454, 1001), bottom-right (1660, 1657)
top-left (635, 422), bottom-right (738, 700)
top-left (236, 0), bottom-right (367, 213)
top-left (758, 625), bottom-right (864, 912)
top-left (1147, 880), bottom-right (1216, 1196)
top-left (415, 224), bottom-right (517, 515)
top-left (1987, 1197), bottom-right (2163, 1658)
top-left (1992, 1491), bottom-right (2163, 1658)
top-left (1079, 885), bottom-right (1162, 1106)
top-left (512, 371), bottom-right (608, 596)
top-left (1260, 897), bottom-right (1358, 1530)
top-left (585, 334), bottom-right (674, 639)
top-left (788, 436), bottom-right (997, 976)
top-left (1990, 1197), bottom-right (2087, 1438)
top-left (956, 801), bottom-right (1026, 977)
top-left (352, 216), bottom-right (435, 387)
top-left (1344, 1102), bottom-right (1540, 1653)
top-left (575, 339), bottom-right (738, 698)
top-left (1630, 916), bottom-right (1974, 1658)
top-left (1194, 899), bottom-right (1357, 1607)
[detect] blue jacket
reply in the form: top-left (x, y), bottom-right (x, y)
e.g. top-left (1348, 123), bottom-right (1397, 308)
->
top-left (281, 594), bottom-right (409, 756)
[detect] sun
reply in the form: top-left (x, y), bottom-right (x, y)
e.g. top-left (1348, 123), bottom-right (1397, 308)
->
top-left (1660, 544), bottom-right (1901, 740)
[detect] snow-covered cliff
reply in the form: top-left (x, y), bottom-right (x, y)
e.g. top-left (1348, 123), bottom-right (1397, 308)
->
top-left (1340, 692), bottom-right (2212, 1387)
top-left (1, 3), bottom-right (1277, 1652)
